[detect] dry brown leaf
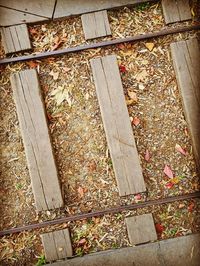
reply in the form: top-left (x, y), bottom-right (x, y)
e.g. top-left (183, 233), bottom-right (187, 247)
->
top-left (128, 90), bottom-right (138, 103)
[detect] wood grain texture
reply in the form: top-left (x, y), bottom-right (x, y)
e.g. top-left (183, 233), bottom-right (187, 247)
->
top-left (90, 55), bottom-right (146, 196)
top-left (81, 10), bottom-right (111, 40)
top-left (0, 0), bottom-right (55, 18)
top-left (10, 69), bottom-right (63, 211)
top-left (41, 229), bottom-right (73, 262)
top-left (0, 6), bottom-right (48, 26)
top-left (162, 0), bottom-right (191, 24)
top-left (170, 38), bottom-right (200, 170)
top-left (125, 214), bottom-right (157, 245)
top-left (0, 24), bottom-right (31, 54)
top-left (54, 0), bottom-right (153, 18)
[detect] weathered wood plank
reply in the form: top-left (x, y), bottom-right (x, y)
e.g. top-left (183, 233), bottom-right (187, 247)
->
top-left (0, 6), bottom-right (48, 26)
top-left (10, 69), bottom-right (63, 211)
top-left (170, 38), bottom-right (200, 170)
top-left (125, 214), bottom-right (157, 245)
top-left (54, 0), bottom-right (153, 18)
top-left (48, 234), bottom-right (200, 266)
top-left (81, 10), bottom-right (111, 40)
top-left (90, 55), bottom-right (146, 196)
top-left (162, 0), bottom-right (191, 24)
top-left (0, 24), bottom-right (31, 54)
top-left (41, 229), bottom-right (73, 262)
top-left (0, 0), bottom-right (56, 18)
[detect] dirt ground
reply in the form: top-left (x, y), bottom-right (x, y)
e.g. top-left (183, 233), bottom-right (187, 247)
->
top-left (0, 1), bottom-right (200, 265)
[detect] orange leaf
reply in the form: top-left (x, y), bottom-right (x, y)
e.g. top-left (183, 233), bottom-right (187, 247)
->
top-left (175, 144), bottom-right (186, 156)
top-left (26, 61), bottom-right (39, 68)
top-left (132, 117), bottom-right (140, 126)
top-left (164, 165), bottom-right (174, 179)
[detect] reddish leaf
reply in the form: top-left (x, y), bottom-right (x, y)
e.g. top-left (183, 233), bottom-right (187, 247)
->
top-left (29, 28), bottom-right (38, 35)
top-left (119, 65), bottom-right (127, 73)
top-left (188, 202), bottom-right (195, 212)
top-left (134, 194), bottom-right (141, 200)
top-left (144, 150), bottom-right (150, 162)
top-left (26, 61), bottom-right (39, 68)
top-left (175, 144), bottom-right (186, 156)
top-left (117, 43), bottom-right (125, 50)
top-left (164, 165), bottom-right (174, 179)
top-left (165, 182), bottom-right (174, 189)
top-left (132, 117), bottom-right (140, 126)
top-left (155, 223), bottom-right (164, 234)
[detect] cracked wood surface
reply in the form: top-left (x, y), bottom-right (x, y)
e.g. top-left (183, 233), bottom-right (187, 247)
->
top-left (41, 229), bottom-right (73, 262)
top-left (0, 24), bottom-right (31, 54)
top-left (81, 10), bottom-right (111, 40)
top-left (170, 38), bottom-right (200, 170)
top-left (90, 55), bottom-right (146, 196)
top-left (10, 69), bottom-right (63, 211)
top-left (162, 0), bottom-right (191, 24)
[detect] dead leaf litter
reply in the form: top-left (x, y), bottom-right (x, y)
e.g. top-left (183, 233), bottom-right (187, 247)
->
top-left (0, 1), bottom-right (200, 265)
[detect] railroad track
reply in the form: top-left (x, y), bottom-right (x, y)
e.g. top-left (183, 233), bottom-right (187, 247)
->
top-left (0, 0), bottom-right (200, 265)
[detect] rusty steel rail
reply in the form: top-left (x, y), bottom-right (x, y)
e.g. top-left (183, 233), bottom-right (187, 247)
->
top-left (0, 24), bottom-right (200, 65)
top-left (0, 191), bottom-right (200, 237)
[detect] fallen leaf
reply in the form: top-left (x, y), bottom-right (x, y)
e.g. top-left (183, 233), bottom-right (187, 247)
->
top-left (52, 36), bottom-right (63, 51)
top-left (135, 69), bottom-right (148, 82)
top-left (132, 117), bottom-right (140, 126)
top-left (119, 65), bottom-right (127, 73)
top-left (155, 223), bottom-right (164, 234)
top-left (26, 61), bottom-right (39, 68)
top-left (128, 91), bottom-right (138, 102)
top-left (144, 150), bottom-right (150, 162)
top-left (78, 238), bottom-right (87, 245)
top-left (165, 182), bottom-right (174, 189)
top-left (126, 99), bottom-right (134, 105)
top-left (175, 144), bottom-right (186, 156)
top-left (88, 160), bottom-right (97, 172)
top-left (179, 203), bottom-right (185, 209)
top-left (145, 42), bottom-right (155, 51)
top-left (134, 194), bottom-right (141, 200)
top-left (51, 86), bottom-right (73, 106)
top-left (49, 70), bottom-right (59, 81)
top-left (117, 43), bottom-right (125, 50)
top-left (188, 202), bottom-right (195, 212)
top-left (138, 83), bottom-right (145, 90)
top-left (164, 165), bottom-right (174, 179)
top-left (171, 177), bottom-right (180, 184)
top-left (78, 187), bottom-right (84, 198)
top-left (29, 28), bottom-right (38, 35)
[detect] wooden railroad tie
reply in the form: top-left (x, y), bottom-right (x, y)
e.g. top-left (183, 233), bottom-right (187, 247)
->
top-left (0, 24), bottom-right (31, 54)
top-left (90, 54), bottom-right (146, 196)
top-left (81, 10), bottom-right (111, 40)
top-left (10, 69), bottom-right (63, 211)
top-left (125, 214), bottom-right (157, 245)
top-left (41, 229), bottom-right (73, 262)
top-left (170, 37), bottom-right (200, 170)
top-left (162, 0), bottom-right (192, 24)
